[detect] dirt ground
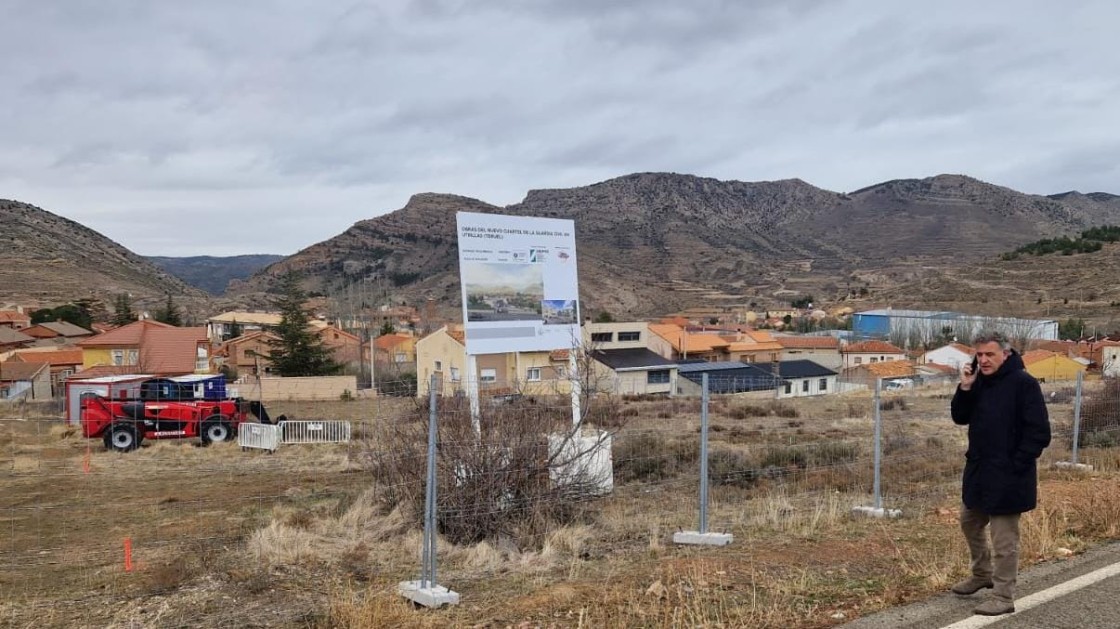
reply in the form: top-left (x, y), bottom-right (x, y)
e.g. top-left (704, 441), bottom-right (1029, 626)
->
top-left (1, 386), bottom-right (1117, 628)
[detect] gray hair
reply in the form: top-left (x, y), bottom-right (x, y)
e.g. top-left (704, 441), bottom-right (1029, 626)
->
top-left (973, 329), bottom-right (1012, 351)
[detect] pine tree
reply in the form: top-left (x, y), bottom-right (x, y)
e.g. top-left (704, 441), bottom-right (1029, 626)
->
top-left (379, 321), bottom-right (396, 336)
top-left (267, 272), bottom-right (340, 376)
top-left (155, 294), bottom-right (183, 326)
top-left (227, 319), bottom-right (243, 340)
top-left (111, 294), bottom-right (135, 326)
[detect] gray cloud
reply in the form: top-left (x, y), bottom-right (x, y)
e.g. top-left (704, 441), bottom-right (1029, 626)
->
top-left (1, 0), bottom-right (1118, 256)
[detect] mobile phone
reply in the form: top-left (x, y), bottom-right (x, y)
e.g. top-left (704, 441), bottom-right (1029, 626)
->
top-left (969, 357), bottom-right (978, 374)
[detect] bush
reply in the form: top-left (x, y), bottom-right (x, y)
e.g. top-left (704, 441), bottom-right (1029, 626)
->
top-left (727, 401), bottom-right (800, 419)
top-left (1080, 379), bottom-right (1120, 446)
top-left (707, 449), bottom-right (761, 488)
top-left (880, 398), bottom-right (909, 411)
top-left (376, 371), bottom-right (417, 397)
top-left (613, 432), bottom-right (698, 484)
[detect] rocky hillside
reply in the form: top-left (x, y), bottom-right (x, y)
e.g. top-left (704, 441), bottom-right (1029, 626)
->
top-left (146, 254), bottom-right (285, 295)
top-left (0, 199), bottom-right (210, 312)
top-left (232, 173), bottom-right (1120, 319)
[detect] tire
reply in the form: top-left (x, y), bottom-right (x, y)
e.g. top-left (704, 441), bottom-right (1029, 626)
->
top-left (104, 423), bottom-right (141, 452)
top-left (201, 416), bottom-right (232, 445)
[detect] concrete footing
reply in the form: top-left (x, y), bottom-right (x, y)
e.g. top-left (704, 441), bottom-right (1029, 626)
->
top-left (851, 505), bottom-right (902, 519)
top-left (673, 531), bottom-right (733, 546)
top-left (398, 580), bottom-right (460, 608)
top-left (1054, 461), bottom-right (1094, 472)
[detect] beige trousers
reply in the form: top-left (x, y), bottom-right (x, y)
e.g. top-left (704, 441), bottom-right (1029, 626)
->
top-left (960, 505), bottom-right (1021, 602)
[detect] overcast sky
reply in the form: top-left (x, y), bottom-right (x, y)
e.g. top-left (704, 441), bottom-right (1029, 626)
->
top-left (2, 1), bottom-right (1118, 256)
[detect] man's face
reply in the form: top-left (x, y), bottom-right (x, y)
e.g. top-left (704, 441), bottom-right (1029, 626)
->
top-left (974, 341), bottom-right (1010, 376)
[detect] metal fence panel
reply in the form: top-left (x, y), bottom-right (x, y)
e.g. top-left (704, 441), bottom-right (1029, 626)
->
top-left (279, 420), bottom-right (352, 444)
top-left (237, 422), bottom-right (281, 452)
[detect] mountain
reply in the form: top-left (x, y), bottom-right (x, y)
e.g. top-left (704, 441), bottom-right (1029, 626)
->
top-left (146, 254), bottom-right (285, 295)
top-left (232, 173), bottom-right (1120, 319)
top-left (0, 199), bottom-right (210, 312)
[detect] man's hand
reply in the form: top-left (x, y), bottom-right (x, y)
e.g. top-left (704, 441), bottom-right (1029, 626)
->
top-left (960, 360), bottom-right (978, 391)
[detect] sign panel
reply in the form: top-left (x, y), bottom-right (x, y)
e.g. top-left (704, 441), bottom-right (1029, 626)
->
top-left (456, 212), bottom-right (580, 355)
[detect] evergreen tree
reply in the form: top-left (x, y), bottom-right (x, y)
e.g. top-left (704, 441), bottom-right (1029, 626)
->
top-left (267, 272), bottom-right (340, 376)
top-left (379, 321), bottom-right (396, 336)
top-left (111, 294), bottom-right (136, 326)
top-left (227, 319), bottom-right (243, 340)
top-left (154, 294), bottom-right (183, 326)
top-left (594, 311), bottom-right (614, 323)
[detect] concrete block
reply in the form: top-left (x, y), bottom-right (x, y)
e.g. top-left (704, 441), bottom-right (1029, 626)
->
top-left (1054, 461), bottom-right (1094, 472)
top-left (851, 505), bottom-right (902, 519)
top-left (398, 580), bottom-right (460, 608)
top-left (673, 531), bottom-right (733, 546)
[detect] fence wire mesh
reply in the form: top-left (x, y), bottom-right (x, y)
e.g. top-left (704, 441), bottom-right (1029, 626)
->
top-left (2, 372), bottom-right (1120, 626)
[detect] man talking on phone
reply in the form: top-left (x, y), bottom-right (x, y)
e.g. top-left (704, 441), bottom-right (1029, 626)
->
top-left (950, 330), bottom-right (1050, 616)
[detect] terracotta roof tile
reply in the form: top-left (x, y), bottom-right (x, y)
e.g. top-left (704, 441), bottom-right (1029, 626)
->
top-left (375, 333), bottom-right (413, 350)
top-left (0, 311), bottom-right (31, 324)
top-left (0, 361), bottom-right (48, 381)
top-left (861, 360), bottom-right (916, 378)
top-left (776, 336), bottom-right (840, 349)
top-left (1020, 350), bottom-right (1057, 365)
top-left (8, 348), bottom-right (84, 366)
top-left (78, 320), bottom-right (175, 347)
top-left (843, 340), bottom-right (906, 354)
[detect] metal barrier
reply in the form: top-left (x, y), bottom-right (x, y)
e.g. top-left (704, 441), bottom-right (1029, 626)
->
top-left (279, 420), bottom-right (351, 444)
top-left (237, 423), bottom-right (281, 452)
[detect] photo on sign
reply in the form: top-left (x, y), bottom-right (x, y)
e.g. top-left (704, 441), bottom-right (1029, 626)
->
top-left (541, 299), bottom-right (578, 325)
top-left (463, 261), bottom-right (544, 322)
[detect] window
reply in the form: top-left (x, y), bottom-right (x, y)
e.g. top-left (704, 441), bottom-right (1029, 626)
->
top-left (450, 367), bottom-right (460, 382)
top-left (870, 357), bottom-right (878, 364)
top-left (480, 368), bottom-right (497, 383)
top-left (555, 366), bottom-right (566, 378)
top-left (618, 331), bottom-right (640, 342)
top-left (111, 350), bottom-right (124, 366)
top-left (526, 367), bottom-right (541, 382)
top-left (591, 332), bottom-right (613, 343)
top-left (802, 380), bottom-right (810, 392)
top-left (819, 378), bottom-right (828, 391)
top-left (647, 369), bottom-right (670, 384)
top-left (854, 357), bottom-right (863, 365)
top-left (127, 350), bottom-right (138, 365)
top-left (784, 382), bottom-right (792, 394)
top-left (434, 360), bottom-right (443, 371)
top-left (394, 352), bottom-right (407, 363)
top-left (195, 346), bottom-right (208, 371)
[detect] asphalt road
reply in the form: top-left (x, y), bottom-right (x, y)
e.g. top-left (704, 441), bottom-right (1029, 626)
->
top-left (842, 541), bottom-right (1120, 629)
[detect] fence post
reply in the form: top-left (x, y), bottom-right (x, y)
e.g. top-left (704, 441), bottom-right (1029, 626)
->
top-left (673, 372), bottom-right (732, 546)
top-left (1072, 370), bottom-right (1084, 465)
top-left (399, 374), bottom-right (460, 607)
top-left (852, 377), bottom-right (900, 518)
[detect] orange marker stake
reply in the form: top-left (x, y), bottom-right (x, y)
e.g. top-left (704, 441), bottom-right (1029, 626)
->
top-left (124, 537), bottom-right (133, 572)
top-left (82, 447), bottom-right (91, 474)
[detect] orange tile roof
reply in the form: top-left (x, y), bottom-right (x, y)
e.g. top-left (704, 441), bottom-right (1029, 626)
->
top-left (776, 336), bottom-right (840, 349)
top-left (0, 310), bottom-right (31, 324)
top-left (446, 326), bottom-right (465, 346)
top-left (743, 330), bottom-right (776, 343)
top-left (549, 349), bottom-right (570, 361)
top-left (0, 361), bottom-right (48, 381)
top-left (375, 333), bottom-right (413, 350)
top-left (8, 348), bottom-right (84, 366)
top-left (843, 340), bottom-right (906, 354)
top-left (861, 360), bottom-right (916, 378)
top-left (78, 320), bottom-right (175, 347)
top-left (649, 324), bottom-right (730, 354)
top-left (1020, 350), bottom-right (1057, 366)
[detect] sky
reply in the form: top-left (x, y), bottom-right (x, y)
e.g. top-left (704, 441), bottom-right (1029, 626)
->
top-left (2, 1), bottom-right (1118, 256)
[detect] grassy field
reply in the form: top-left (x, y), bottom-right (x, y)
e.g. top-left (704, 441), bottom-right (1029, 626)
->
top-left (1, 385), bottom-right (1118, 628)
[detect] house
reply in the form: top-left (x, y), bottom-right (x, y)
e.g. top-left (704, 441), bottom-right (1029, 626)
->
top-left (588, 348), bottom-right (678, 395)
top-left (77, 320), bottom-right (210, 375)
top-left (317, 325), bottom-right (363, 367)
top-left (21, 321), bottom-right (95, 341)
top-left (775, 335), bottom-right (842, 370)
top-left (4, 348), bottom-right (84, 396)
top-left (778, 360), bottom-right (839, 398)
top-left (921, 342), bottom-right (975, 369)
top-left (723, 329), bottom-right (784, 364)
top-left (415, 325), bottom-right (571, 397)
top-left (841, 340), bottom-right (907, 368)
top-left (843, 359), bottom-right (917, 388)
top-left (648, 323), bottom-right (730, 362)
top-left (0, 328), bottom-right (35, 352)
top-left (374, 333), bottom-right (417, 367)
top-left (211, 331), bottom-right (280, 376)
top-left (585, 321), bottom-right (650, 350)
top-left (1021, 350), bottom-right (1086, 383)
top-left (1101, 342), bottom-right (1120, 376)
top-left (675, 361), bottom-right (782, 396)
top-left (0, 310), bottom-right (31, 330)
top-left (0, 361), bottom-right (51, 400)
top-left (206, 311), bottom-right (299, 342)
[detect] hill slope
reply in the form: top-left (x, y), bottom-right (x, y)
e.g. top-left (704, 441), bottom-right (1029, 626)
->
top-left (233, 173), bottom-right (1120, 318)
top-left (146, 254), bottom-right (285, 295)
top-left (0, 199), bottom-right (210, 311)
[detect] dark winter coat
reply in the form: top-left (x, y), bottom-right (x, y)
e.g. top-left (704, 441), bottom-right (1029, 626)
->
top-left (950, 351), bottom-right (1051, 515)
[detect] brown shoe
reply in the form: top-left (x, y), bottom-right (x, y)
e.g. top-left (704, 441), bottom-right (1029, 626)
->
top-left (950, 576), bottom-right (994, 595)
top-left (974, 598), bottom-right (1015, 616)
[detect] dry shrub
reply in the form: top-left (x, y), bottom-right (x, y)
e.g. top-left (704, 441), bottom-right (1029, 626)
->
top-left (366, 394), bottom-right (612, 547)
top-left (1080, 379), bottom-right (1120, 446)
top-left (728, 401), bottom-right (800, 420)
top-left (613, 432), bottom-right (698, 483)
top-left (880, 398), bottom-right (909, 411)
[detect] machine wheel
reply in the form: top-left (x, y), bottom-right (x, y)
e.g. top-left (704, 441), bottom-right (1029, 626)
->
top-left (104, 423), bottom-right (142, 452)
top-left (201, 416), bottom-right (233, 445)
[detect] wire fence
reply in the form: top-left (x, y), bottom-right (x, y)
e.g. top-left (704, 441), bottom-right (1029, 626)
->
top-left (2, 373), bottom-right (1119, 625)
